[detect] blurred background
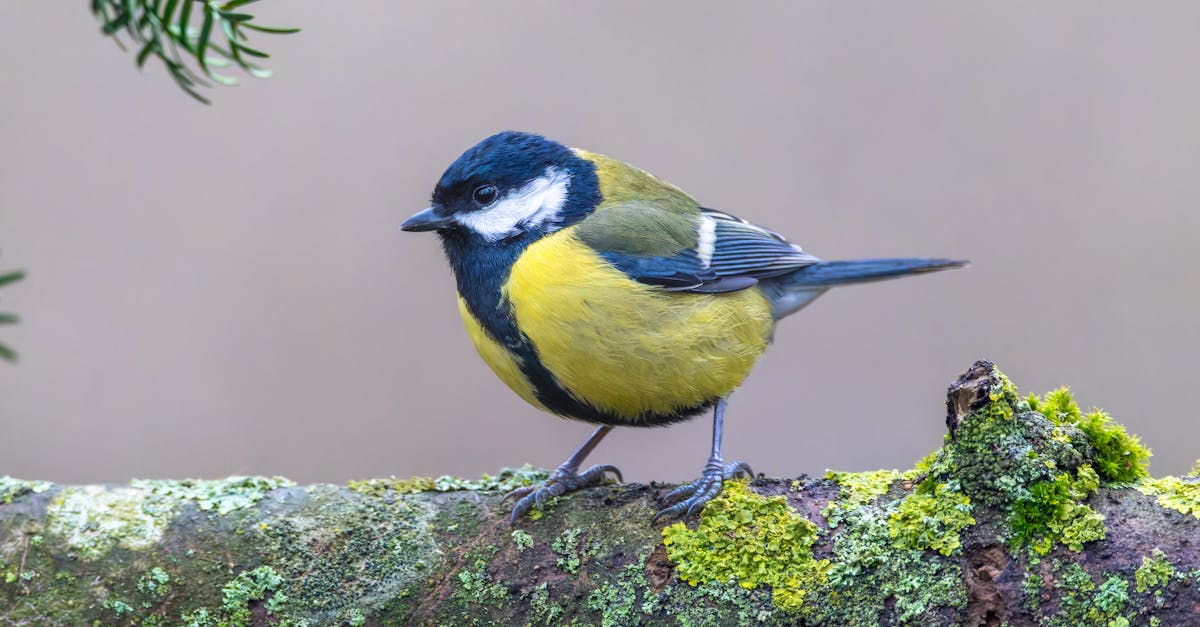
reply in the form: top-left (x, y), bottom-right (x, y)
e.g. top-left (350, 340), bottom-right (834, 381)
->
top-left (1, 2), bottom-right (1197, 485)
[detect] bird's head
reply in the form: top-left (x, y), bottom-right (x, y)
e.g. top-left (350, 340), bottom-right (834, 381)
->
top-left (402, 131), bottom-right (600, 243)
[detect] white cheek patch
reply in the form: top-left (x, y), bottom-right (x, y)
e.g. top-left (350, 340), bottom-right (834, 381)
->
top-left (456, 167), bottom-right (570, 240)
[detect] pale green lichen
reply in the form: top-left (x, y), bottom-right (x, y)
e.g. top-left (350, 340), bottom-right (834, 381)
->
top-left (220, 565), bottom-right (286, 626)
top-left (808, 504), bottom-right (965, 625)
top-left (46, 486), bottom-right (171, 559)
top-left (1045, 561), bottom-right (1132, 627)
top-left (104, 597), bottom-right (135, 617)
top-left (131, 476), bottom-right (294, 515)
top-left (256, 487), bottom-right (441, 622)
top-left (0, 476), bottom-right (52, 503)
top-left (456, 557), bottom-right (507, 607)
top-left (823, 469), bottom-right (900, 527)
top-left (927, 367), bottom-right (1092, 509)
top-left (662, 480), bottom-right (829, 612)
top-left (901, 451), bottom-right (938, 482)
top-left (1135, 549), bottom-right (1174, 594)
top-left (528, 582), bottom-right (565, 625)
top-left (919, 366), bottom-right (1111, 555)
top-left (45, 477), bottom-right (292, 561)
top-left (888, 481), bottom-right (975, 556)
top-left (1138, 475), bottom-right (1200, 517)
top-left (179, 608), bottom-right (214, 626)
top-left (511, 529), bottom-right (533, 552)
top-left (584, 561), bottom-right (644, 625)
top-left (347, 465), bottom-right (548, 496)
top-left (137, 566), bottom-right (171, 598)
top-left (551, 528), bottom-right (583, 575)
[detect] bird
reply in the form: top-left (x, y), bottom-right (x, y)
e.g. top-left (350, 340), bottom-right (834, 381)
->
top-left (402, 131), bottom-right (966, 523)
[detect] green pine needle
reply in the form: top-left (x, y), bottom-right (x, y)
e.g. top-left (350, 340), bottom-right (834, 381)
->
top-left (91, 0), bottom-right (300, 104)
top-left (0, 259), bottom-right (23, 363)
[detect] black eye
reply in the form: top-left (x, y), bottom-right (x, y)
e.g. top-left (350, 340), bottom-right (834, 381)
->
top-left (472, 184), bottom-right (498, 207)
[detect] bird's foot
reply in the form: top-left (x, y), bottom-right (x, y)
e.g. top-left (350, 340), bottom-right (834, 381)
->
top-left (653, 459), bottom-right (753, 523)
top-left (506, 463), bottom-right (622, 523)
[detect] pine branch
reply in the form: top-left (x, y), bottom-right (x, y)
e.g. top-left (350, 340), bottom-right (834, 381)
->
top-left (0, 253), bottom-right (23, 363)
top-left (91, 0), bottom-right (300, 104)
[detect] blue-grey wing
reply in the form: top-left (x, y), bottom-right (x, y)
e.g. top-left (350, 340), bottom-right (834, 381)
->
top-left (596, 208), bottom-right (821, 293)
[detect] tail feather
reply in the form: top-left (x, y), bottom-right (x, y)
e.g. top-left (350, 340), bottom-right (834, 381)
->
top-left (760, 257), bottom-right (966, 319)
top-left (780, 257), bottom-right (967, 288)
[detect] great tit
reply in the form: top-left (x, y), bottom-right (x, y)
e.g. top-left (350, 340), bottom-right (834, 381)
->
top-left (402, 131), bottom-right (965, 523)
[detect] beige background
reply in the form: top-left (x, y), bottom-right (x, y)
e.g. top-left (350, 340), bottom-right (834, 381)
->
top-left (1, 3), bottom-right (1197, 485)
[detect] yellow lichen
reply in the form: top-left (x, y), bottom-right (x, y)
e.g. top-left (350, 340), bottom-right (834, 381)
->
top-left (888, 482), bottom-right (975, 556)
top-left (1138, 476), bottom-right (1200, 518)
top-left (661, 480), bottom-right (829, 612)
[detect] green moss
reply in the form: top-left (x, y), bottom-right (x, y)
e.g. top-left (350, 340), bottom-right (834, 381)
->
top-left (1138, 476), bottom-right (1200, 517)
top-left (888, 481), bottom-right (975, 556)
top-left (662, 480), bottom-right (829, 612)
top-left (1076, 410), bottom-right (1150, 483)
top-left (131, 476), bottom-right (294, 515)
top-left (0, 476), bottom-right (52, 503)
top-left (1009, 465), bottom-right (1106, 554)
top-left (1135, 549), bottom-right (1174, 594)
top-left (1028, 388), bottom-right (1150, 482)
top-left (347, 465), bottom-right (548, 496)
top-left (220, 565), bottom-right (285, 626)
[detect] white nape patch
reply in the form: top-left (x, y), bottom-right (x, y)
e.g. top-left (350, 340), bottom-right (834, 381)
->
top-left (455, 167), bottom-right (570, 240)
top-left (696, 216), bottom-right (717, 267)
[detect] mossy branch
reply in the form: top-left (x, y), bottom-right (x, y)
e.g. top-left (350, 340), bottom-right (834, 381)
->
top-left (3, 362), bottom-right (1200, 625)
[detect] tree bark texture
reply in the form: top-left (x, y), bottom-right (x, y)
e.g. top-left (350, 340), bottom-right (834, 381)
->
top-left (2, 361), bottom-right (1199, 626)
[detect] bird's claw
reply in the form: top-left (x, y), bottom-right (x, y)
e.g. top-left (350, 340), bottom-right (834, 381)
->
top-left (506, 464), bottom-right (622, 523)
top-left (653, 460), bottom-right (753, 523)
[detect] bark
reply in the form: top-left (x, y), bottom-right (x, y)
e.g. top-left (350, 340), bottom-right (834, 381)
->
top-left (1, 361), bottom-right (1198, 626)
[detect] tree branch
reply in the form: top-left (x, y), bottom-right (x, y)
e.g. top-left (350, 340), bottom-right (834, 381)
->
top-left (2, 361), bottom-right (1198, 625)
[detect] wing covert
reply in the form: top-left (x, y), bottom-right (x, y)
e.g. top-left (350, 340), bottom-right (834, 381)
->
top-left (576, 204), bottom-right (819, 293)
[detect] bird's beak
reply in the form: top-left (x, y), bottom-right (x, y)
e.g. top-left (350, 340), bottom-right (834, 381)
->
top-left (401, 207), bottom-right (454, 232)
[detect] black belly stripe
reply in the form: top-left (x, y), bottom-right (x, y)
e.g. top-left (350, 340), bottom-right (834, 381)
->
top-left (442, 229), bottom-right (712, 427)
top-left (512, 335), bottom-right (713, 427)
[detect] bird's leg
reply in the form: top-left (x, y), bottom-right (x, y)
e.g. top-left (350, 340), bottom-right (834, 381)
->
top-left (654, 398), bottom-right (753, 522)
top-left (506, 425), bottom-right (622, 523)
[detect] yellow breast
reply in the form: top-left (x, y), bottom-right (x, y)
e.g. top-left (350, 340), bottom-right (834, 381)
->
top-left (500, 226), bottom-right (775, 421)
